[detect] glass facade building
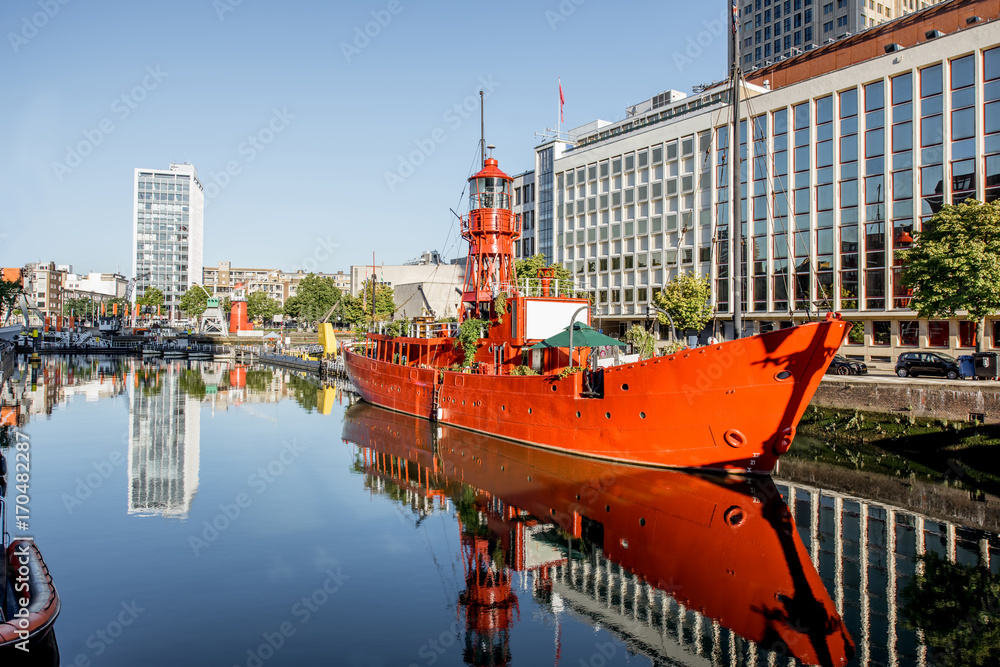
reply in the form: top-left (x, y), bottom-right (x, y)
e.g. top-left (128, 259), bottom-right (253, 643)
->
top-left (131, 163), bottom-right (204, 317)
top-left (549, 20), bottom-right (1000, 357)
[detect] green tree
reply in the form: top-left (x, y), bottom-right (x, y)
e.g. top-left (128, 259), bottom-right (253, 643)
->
top-left (136, 286), bottom-right (164, 314)
top-left (179, 286), bottom-right (209, 317)
top-left (295, 274), bottom-right (342, 323)
top-left (623, 324), bottom-right (656, 359)
top-left (515, 254), bottom-right (574, 295)
top-left (342, 282), bottom-right (395, 326)
top-left (903, 552), bottom-right (1000, 667)
top-left (247, 290), bottom-right (282, 324)
top-left (0, 278), bottom-right (23, 324)
top-left (63, 297), bottom-right (99, 319)
top-left (900, 200), bottom-right (1000, 352)
top-left (282, 294), bottom-right (302, 319)
top-left (653, 271), bottom-right (713, 335)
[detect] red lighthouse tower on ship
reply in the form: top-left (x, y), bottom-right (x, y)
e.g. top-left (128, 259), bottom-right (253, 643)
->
top-left (460, 147), bottom-right (521, 322)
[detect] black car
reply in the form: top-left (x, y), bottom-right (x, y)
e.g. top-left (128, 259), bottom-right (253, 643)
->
top-left (895, 351), bottom-right (960, 379)
top-left (827, 355), bottom-right (868, 375)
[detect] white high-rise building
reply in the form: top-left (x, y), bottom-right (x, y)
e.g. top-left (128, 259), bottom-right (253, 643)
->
top-left (132, 163), bottom-right (204, 317)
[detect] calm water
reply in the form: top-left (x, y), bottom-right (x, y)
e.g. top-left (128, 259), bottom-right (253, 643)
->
top-left (2, 355), bottom-right (998, 667)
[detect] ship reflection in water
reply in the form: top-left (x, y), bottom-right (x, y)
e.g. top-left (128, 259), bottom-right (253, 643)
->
top-left (343, 403), bottom-right (856, 667)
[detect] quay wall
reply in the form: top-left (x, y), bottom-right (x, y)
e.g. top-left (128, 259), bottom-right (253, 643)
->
top-left (811, 378), bottom-right (1000, 424)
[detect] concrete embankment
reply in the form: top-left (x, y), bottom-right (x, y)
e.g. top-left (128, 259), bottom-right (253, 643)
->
top-left (812, 376), bottom-right (1000, 424)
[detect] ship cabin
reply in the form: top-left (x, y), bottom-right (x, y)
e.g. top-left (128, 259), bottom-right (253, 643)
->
top-left (360, 282), bottom-right (593, 377)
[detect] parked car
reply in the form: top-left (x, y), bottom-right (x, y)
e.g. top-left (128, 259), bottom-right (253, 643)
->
top-left (894, 351), bottom-right (960, 379)
top-left (826, 355), bottom-right (868, 375)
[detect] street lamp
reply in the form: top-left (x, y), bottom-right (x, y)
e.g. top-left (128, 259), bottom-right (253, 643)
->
top-left (646, 304), bottom-right (677, 343)
top-left (567, 305), bottom-right (590, 368)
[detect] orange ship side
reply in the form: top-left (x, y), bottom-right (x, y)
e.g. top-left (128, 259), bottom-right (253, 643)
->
top-left (343, 315), bottom-right (848, 473)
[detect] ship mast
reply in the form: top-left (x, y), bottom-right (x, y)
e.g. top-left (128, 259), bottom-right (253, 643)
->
top-left (730, 2), bottom-right (744, 339)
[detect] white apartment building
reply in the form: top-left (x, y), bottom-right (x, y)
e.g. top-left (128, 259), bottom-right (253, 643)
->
top-left (737, 0), bottom-right (948, 71)
top-left (64, 271), bottom-right (128, 300)
top-left (545, 5), bottom-right (1000, 361)
top-left (132, 163), bottom-right (204, 317)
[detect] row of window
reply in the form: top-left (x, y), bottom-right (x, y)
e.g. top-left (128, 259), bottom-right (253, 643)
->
top-left (850, 319), bottom-right (991, 348)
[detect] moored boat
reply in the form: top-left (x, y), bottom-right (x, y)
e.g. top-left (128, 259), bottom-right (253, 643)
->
top-left (344, 149), bottom-right (848, 473)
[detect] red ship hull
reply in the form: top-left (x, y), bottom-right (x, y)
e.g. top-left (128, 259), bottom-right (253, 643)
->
top-left (344, 316), bottom-right (848, 474)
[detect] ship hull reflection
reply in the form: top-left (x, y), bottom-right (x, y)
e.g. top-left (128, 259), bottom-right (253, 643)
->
top-left (343, 403), bottom-right (854, 667)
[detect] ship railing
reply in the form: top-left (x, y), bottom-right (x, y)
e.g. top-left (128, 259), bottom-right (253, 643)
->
top-left (497, 279), bottom-right (594, 299)
top-left (371, 321), bottom-right (460, 339)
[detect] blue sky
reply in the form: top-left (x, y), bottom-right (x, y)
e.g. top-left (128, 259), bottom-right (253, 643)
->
top-left (1, 0), bottom-right (730, 276)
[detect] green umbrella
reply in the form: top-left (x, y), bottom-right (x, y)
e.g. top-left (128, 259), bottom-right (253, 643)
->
top-left (529, 322), bottom-right (626, 349)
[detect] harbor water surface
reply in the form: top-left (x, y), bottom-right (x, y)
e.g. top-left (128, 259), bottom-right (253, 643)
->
top-left (4, 355), bottom-right (999, 666)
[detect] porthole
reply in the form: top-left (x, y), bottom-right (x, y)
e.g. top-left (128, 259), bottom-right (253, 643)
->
top-left (551, 385), bottom-right (557, 392)
top-left (528, 408), bottom-right (533, 414)
top-left (775, 370), bottom-right (792, 381)
top-left (501, 404), bottom-right (505, 411)
top-left (575, 494), bottom-right (581, 501)
top-left (501, 465), bottom-right (505, 471)
top-left (550, 508), bottom-right (556, 515)
top-left (576, 411), bottom-right (581, 418)
top-left (605, 504), bottom-right (611, 513)
top-left (639, 517), bottom-right (646, 527)
top-left (622, 383), bottom-right (629, 391)
top-left (639, 412), bottom-right (646, 419)
top-left (527, 475), bottom-right (532, 482)
top-left (605, 412), bottom-right (611, 419)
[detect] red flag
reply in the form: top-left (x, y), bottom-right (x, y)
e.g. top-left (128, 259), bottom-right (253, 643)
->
top-left (559, 79), bottom-right (565, 122)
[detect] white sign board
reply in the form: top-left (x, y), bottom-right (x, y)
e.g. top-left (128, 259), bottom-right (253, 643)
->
top-left (524, 299), bottom-right (589, 341)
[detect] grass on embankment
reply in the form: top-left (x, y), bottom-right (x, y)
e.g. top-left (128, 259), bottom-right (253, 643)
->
top-left (793, 405), bottom-right (1000, 498)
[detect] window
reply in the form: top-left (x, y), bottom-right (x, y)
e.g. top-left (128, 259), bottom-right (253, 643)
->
top-left (928, 321), bottom-right (949, 347)
top-left (872, 321), bottom-right (891, 345)
top-left (959, 321), bottom-right (977, 348)
top-left (899, 320), bottom-right (919, 346)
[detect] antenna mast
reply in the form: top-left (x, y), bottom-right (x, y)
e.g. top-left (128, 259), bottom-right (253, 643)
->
top-left (480, 90), bottom-right (485, 167)
top-left (731, 3), bottom-right (743, 339)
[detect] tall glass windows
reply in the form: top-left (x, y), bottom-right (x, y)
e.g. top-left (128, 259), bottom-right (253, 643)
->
top-left (920, 64), bottom-right (944, 227)
top-left (715, 125), bottom-right (730, 313)
top-left (752, 115), bottom-right (769, 311)
top-left (839, 88), bottom-right (859, 309)
top-left (986, 48), bottom-right (1000, 203)
top-left (891, 72), bottom-right (914, 309)
top-left (815, 95), bottom-right (834, 307)
top-left (772, 108), bottom-right (790, 311)
top-left (864, 80), bottom-right (886, 310)
top-left (951, 55), bottom-right (976, 204)
top-left (793, 102), bottom-right (811, 310)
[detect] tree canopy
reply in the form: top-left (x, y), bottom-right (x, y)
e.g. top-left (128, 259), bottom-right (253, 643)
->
top-left (514, 254), bottom-right (575, 296)
top-left (136, 287), bottom-right (164, 314)
top-left (341, 281), bottom-right (395, 326)
top-left (285, 274), bottom-right (341, 324)
top-left (247, 290), bottom-right (282, 323)
top-left (653, 271), bottom-right (713, 334)
top-left (0, 278), bottom-right (22, 325)
top-left (179, 285), bottom-right (209, 317)
top-left (900, 200), bottom-right (1000, 350)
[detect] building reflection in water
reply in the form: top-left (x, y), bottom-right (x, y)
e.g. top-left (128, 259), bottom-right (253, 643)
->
top-left (127, 363), bottom-right (201, 518)
top-left (343, 402), bottom-right (1000, 667)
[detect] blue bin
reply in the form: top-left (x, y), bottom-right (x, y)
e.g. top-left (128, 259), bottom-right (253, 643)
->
top-left (959, 355), bottom-right (975, 379)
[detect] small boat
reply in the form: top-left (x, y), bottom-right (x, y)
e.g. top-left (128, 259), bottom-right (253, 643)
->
top-left (1, 453), bottom-right (61, 658)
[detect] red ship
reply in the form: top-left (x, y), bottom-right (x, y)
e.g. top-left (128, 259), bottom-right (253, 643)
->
top-left (343, 402), bottom-right (855, 667)
top-left (344, 144), bottom-right (848, 473)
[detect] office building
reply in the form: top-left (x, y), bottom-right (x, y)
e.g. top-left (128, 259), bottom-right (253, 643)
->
top-left (512, 170), bottom-right (537, 259)
top-left (132, 163), bottom-right (204, 318)
top-left (737, 0), bottom-right (949, 71)
top-left (544, 0), bottom-right (1000, 359)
